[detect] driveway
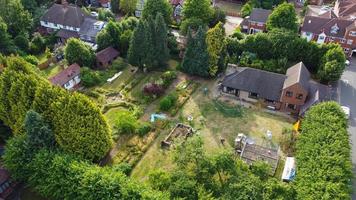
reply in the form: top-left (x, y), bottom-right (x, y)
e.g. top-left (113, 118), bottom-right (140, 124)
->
top-left (335, 57), bottom-right (356, 199)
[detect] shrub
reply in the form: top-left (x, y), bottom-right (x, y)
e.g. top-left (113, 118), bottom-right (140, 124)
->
top-left (112, 57), bottom-right (129, 71)
top-left (30, 33), bottom-right (46, 55)
top-left (23, 55), bottom-right (39, 66)
top-left (143, 83), bottom-right (164, 96)
top-left (81, 67), bottom-right (101, 87)
top-left (167, 34), bottom-right (179, 56)
top-left (114, 111), bottom-right (138, 135)
top-left (137, 122), bottom-right (152, 136)
top-left (161, 71), bottom-right (177, 87)
top-left (159, 93), bottom-right (178, 111)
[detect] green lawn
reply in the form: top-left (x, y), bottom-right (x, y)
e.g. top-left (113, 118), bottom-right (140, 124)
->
top-left (104, 107), bottom-right (128, 129)
top-left (101, 66), bottom-right (136, 92)
top-left (43, 64), bottom-right (62, 78)
top-left (128, 72), bottom-right (163, 103)
top-left (131, 79), bottom-right (293, 181)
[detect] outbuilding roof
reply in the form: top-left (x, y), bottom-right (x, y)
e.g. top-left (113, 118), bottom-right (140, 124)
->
top-left (49, 63), bottom-right (80, 86)
top-left (96, 47), bottom-right (120, 64)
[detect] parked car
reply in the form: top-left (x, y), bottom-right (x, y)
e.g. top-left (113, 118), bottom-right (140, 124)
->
top-left (341, 106), bottom-right (350, 119)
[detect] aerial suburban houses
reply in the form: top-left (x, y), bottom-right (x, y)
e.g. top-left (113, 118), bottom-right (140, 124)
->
top-left (221, 62), bottom-right (330, 115)
top-left (301, 0), bottom-right (356, 56)
top-left (40, 0), bottom-right (105, 45)
top-left (240, 8), bottom-right (271, 34)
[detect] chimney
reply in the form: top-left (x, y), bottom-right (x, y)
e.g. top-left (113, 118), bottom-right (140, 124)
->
top-left (62, 0), bottom-right (68, 8)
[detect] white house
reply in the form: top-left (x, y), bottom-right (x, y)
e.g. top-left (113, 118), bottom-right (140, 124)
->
top-left (49, 63), bottom-right (81, 90)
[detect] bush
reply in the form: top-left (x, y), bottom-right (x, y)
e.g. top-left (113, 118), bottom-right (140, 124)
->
top-left (161, 71), bottom-right (177, 87)
top-left (23, 55), bottom-right (39, 66)
top-left (114, 111), bottom-right (138, 135)
top-left (14, 34), bottom-right (30, 52)
top-left (119, 30), bottom-right (133, 56)
top-left (112, 57), bottom-right (129, 71)
top-left (30, 33), bottom-right (46, 55)
top-left (81, 67), bottom-right (101, 87)
top-left (159, 93), bottom-right (178, 111)
top-left (137, 122), bottom-right (152, 136)
top-left (143, 83), bottom-right (164, 96)
top-left (167, 34), bottom-right (179, 55)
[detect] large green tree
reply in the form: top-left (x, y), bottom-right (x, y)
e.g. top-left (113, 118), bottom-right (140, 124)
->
top-left (181, 27), bottom-right (210, 77)
top-left (0, 0), bottom-right (33, 36)
top-left (142, 0), bottom-right (172, 24)
top-left (266, 3), bottom-right (299, 32)
top-left (96, 21), bottom-right (121, 50)
top-left (182, 0), bottom-right (213, 23)
top-left (128, 21), bottom-right (149, 68)
top-left (0, 57), bottom-right (112, 160)
top-left (153, 13), bottom-right (170, 68)
top-left (318, 45), bottom-right (346, 83)
top-left (120, 0), bottom-right (138, 15)
top-left (206, 22), bottom-right (227, 77)
top-left (64, 38), bottom-right (95, 67)
top-left (0, 17), bottom-right (14, 55)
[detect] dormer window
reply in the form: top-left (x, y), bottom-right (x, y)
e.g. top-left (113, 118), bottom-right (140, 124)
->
top-left (330, 24), bottom-right (339, 34)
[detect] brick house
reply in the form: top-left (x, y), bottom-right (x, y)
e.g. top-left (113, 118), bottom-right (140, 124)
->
top-left (49, 63), bottom-right (81, 90)
top-left (221, 62), bottom-right (330, 115)
top-left (240, 8), bottom-right (271, 34)
top-left (96, 46), bottom-right (120, 69)
top-left (40, 0), bottom-right (105, 44)
top-left (301, 0), bottom-right (356, 57)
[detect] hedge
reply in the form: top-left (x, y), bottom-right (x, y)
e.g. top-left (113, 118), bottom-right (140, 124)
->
top-left (295, 102), bottom-right (352, 200)
top-left (0, 57), bottom-right (112, 161)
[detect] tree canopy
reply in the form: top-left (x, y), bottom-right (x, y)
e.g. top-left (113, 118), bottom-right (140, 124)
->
top-left (266, 3), bottom-right (299, 32)
top-left (295, 102), bottom-right (352, 200)
top-left (0, 57), bottom-right (112, 160)
top-left (64, 38), bottom-right (95, 67)
top-left (206, 22), bottom-right (227, 76)
top-left (182, 0), bottom-right (213, 23)
top-left (142, 0), bottom-right (172, 24)
top-left (120, 0), bottom-right (138, 15)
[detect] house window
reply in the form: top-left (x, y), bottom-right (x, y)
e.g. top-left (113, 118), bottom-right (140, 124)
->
top-left (340, 39), bottom-right (346, 43)
top-left (286, 91), bottom-right (293, 97)
top-left (349, 31), bottom-right (356, 36)
top-left (347, 39), bottom-right (353, 45)
top-left (248, 92), bottom-right (258, 99)
top-left (287, 104), bottom-right (296, 110)
top-left (344, 48), bottom-right (350, 53)
top-left (305, 32), bottom-right (311, 36)
top-left (296, 93), bottom-right (303, 99)
top-left (318, 35), bottom-right (325, 40)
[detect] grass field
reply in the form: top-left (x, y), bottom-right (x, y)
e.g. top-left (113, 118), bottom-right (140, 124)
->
top-left (43, 64), bottom-right (62, 78)
top-left (101, 66), bottom-right (136, 92)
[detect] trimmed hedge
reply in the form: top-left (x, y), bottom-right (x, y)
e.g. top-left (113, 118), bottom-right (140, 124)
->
top-left (295, 102), bottom-right (352, 200)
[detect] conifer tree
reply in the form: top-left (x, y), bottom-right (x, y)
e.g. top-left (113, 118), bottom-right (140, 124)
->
top-left (153, 13), bottom-right (169, 68)
top-left (128, 21), bottom-right (149, 69)
top-left (206, 22), bottom-right (227, 77)
top-left (181, 27), bottom-right (210, 77)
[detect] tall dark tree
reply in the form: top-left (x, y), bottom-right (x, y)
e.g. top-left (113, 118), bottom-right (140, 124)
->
top-left (0, 17), bottom-right (14, 54)
top-left (153, 13), bottom-right (170, 67)
top-left (181, 27), bottom-right (210, 77)
top-left (111, 0), bottom-right (120, 14)
top-left (142, 0), bottom-right (172, 24)
top-left (128, 21), bottom-right (149, 68)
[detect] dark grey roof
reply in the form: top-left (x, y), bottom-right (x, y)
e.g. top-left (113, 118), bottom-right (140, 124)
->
top-left (300, 80), bottom-right (331, 114)
top-left (41, 4), bottom-right (86, 28)
top-left (222, 68), bottom-right (286, 101)
top-left (79, 18), bottom-right (105, 39)
top-left (301, 16), bottom-right (354, 38)
top-left (56, 29), bottom-right (79, 39)
top-left (249, 8), bottom-right (272, 23)
top-left (283, 62), bottom-right (310, 91)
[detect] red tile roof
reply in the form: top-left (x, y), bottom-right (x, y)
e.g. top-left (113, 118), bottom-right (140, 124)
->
top-left (49, 63), bottom-right (80, 86)
top-left (96, 46), bottom-right (120, 64)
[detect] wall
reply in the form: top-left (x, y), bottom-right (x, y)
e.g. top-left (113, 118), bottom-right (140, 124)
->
top-left (239, 90), bottom-right (258, 103)
top-left (280, 83), bottom-right (308, 106)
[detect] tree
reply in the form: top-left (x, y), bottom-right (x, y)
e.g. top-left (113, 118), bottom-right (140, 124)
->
top-left (119, 0), bottom-right (137, 15)
top-left (14, 33), bottom-right (30, 52)
top-left (295, 102), bottom-right (351, 200)
top-left (24, 110), bottom-right (55, 149)
top-left (318, 45), bottom-right (346, 83)
top-left (181, 27), bottom-right (210, 77)
top-left (98, 8), bottom-right (115, 21)
top-left (142, 0), bottom-right (172, 24)
top-left (114, 110), bottom-right (138, 134)
top-left (128, 21), bottom-right (149, 68)
top-left (182, 0), bottom-right (213, 24)
top-left (30, 32), bottom-right (46, 54)
top-left (241, 2), bottom-right (253, 18)
top-left (0, 0), bottom-right (33, 37)
top-left (119, 30), bottom-right (133, 56)
top-left (64, 38), bottom-right (95, 67)
top-left (180, 17), bottom-right (205, 35)
top-left (266, 3), bottom-right (299, 32)
top-left (153, 13), bottom-right (169, 67)
top-left (111, 0), bottom-right (120, 14)
top-left (0, 17), bottom-right (14, 55)
top-left (206, 22), bottom-right (227, 76)
top-left (96, 30), bottom-right (112, 51)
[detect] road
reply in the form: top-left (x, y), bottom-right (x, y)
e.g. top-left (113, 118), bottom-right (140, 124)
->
top-left (336, 57), bottom-right (356, 199)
